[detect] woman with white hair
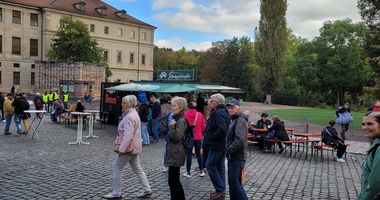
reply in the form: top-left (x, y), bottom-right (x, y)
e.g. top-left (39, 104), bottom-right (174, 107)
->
top-left (165, 96), bottom-right (188, 200)
top-left (103, 95), bottom-right (153, 199)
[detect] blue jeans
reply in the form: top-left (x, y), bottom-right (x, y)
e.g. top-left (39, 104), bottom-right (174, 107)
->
top-left (152, 119), bottom-right (160, 142)
top-left (186, 140), bottom-right (203, 173)
top-left (206, 149), bottom-right (226, 192)
top-left (50, 112), bottom-right (58, 122)
top-left (14, 114), bottom-right (23, 135)
top-left (4, 114), bottom-right (13, 134)
top-left (141, 122), bottom-right (150, 145)
top-left (228, 160), bottom-right (248, 200)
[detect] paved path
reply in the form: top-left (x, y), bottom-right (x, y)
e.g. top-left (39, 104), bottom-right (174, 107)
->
top-left (0, 116), bottom-right (365, 199)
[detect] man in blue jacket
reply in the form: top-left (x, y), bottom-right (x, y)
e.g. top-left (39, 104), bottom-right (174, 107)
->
top-left (202, 93), bottom-right (231, 199)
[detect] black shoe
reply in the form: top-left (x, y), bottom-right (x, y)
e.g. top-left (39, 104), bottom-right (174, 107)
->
top-left (279, 148), bottom-right (284, 154)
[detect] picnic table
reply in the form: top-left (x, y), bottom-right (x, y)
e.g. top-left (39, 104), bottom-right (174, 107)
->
top-left (292, 132), bottom-right (321, 159)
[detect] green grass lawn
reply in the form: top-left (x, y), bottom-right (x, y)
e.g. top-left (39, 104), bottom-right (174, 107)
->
top-left (265, 108), bottom-right (366, 130)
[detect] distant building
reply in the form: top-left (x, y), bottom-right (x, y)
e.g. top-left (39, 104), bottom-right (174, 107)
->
top-left (0, 0), bottom-right (155, 94)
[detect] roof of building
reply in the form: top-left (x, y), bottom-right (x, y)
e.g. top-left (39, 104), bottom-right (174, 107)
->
top-left (2, 0), bottom-right (155, 28)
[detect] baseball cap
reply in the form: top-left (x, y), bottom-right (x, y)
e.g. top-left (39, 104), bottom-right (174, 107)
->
top-left (226, 99), bottom-right (240, 106)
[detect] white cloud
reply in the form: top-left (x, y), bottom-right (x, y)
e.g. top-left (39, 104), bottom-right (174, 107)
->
top-left (152, 0), bottom-right (362, 40)
top-left (156, 37), bottom-right (212, 51)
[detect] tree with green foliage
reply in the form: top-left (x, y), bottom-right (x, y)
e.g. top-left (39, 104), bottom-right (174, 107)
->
top-left (293, 19), bottom-right (374, 106)
top-left (48, 17), bottom-right (111, 77)
top-left (357, 0), bottom-right (380, 74)
top-left (254, 0), bottom-right (287, 104)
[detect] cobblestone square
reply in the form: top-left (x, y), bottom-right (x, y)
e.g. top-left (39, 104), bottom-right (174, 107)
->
top-left (0, 116), bottom-right (364, 199)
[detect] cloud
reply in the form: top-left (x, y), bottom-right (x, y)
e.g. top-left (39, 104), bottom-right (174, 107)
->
top-left (152, 0), bottom-right (362, 40)
top-left (156, 37), bottom-right (212, 51)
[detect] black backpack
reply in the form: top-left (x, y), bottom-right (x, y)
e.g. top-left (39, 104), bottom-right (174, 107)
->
top-left (182, 118), bottom-right (194, 149)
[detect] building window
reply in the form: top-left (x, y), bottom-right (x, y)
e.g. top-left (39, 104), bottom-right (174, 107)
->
top-left (104, 26), bottom-right (109, 34)
top-left (117, 51), bottom-right (122, 63)
top-left (12, 10), bottom-right (21, 24)
top-left (142, 32), bottom-right (146, 40)
top-left (141, 55), bottom-right (146, 65)
top-left (0, 35), bottom-right (2, 53)
top-left (14, 63), bottom-right (20, 68)
top-left (31, 64), bottom-right (35, 69)
top-left (103, 51), bottom-right (108, 61)
top-left (13, 72), bottom-right (20, 85)
top-left (90, 24), bottom-right (95, 32)
top-left (129, 53), bottom-right (134, 64)
top-left (12, 37), bottom-right (21, 55)
top-left (0, 8), bottom-right (2, 22)
top-left (30, 39), bottom-right (38, 56)
top-left (130, 30), bottom-right (135, 39)
top-left (117, 28), bottom-right (122, 37)
top-left (31, 72), bottom-right (35, 85)
top-left (30, 13), bottom-right (38, 26)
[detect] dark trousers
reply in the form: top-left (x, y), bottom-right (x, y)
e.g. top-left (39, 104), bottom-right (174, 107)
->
top-left (202, 148), bottom-right (209, 170)
top-left (228, 160), bottom-right (248, 200)
top-left (0, 108), bottom-right (4, 120)
top-left (334, 143), bottom-right (347, 158)
top-left (186, 140), bottom-right (203, 173)
top-left (168, 166), bottom-right (185, 200)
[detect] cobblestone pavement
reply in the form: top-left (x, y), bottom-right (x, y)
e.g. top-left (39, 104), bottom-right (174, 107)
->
top-left (0, 115), bottom-right (365, 200)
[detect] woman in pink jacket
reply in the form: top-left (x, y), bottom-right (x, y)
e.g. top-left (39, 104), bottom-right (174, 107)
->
top-left (103, 95), bottom-right (153, 199)
top-left (183, 101), bottom-right (206, 178)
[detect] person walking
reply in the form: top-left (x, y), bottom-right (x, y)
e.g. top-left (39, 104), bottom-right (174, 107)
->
top-left (202, 93), bottom-right (231, 199)
top-left (336, 102), bottom-right (352, 142)
top-left (225, 99), bottom-right (249, 200)
top-left (359, 112), bottom-right (380, 200)
top-left (21, 94), bottom-right (30, 135)
top-left (137, 91), bottom-right (150, 145)
top-left (183, 101), bottom-right (206, 178)
top-left (103, 95), bottom-right (153, 199)
top-left (321, 120), bottom-right (347, 162)
top-left (165, 96), bottom-right (188, 200)
top-left (3, 93), bottom-right (14, 135)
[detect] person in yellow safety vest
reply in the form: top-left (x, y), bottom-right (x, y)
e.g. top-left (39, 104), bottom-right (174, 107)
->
top-left (43, 92), bottom-right (49, 112)
top-left (48, 91), bottom-right (54, 112)
top-left (53, 90), bottom-right (59, 101)
top-left (63, 92), bottom-right (69, 109)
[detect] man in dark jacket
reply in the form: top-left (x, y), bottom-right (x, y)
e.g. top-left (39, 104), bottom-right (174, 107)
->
top-left (202, 93), bottom-right (231, 199)
top-left (322, 120), bottom-right (347, 162)
top-left (138, 91), bottom-right (150, 145)
top-left (11, 93), bottom-right (27, 136)
top-left (0, 92), bottom-right (5, 121)
top-left (149, 93), bottom-right (161, 143)
top-left (225, 99), bottom-right (248, 200)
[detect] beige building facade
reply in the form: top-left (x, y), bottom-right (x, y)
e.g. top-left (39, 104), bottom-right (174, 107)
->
top-left (0, 0), bottom-right (155, 94)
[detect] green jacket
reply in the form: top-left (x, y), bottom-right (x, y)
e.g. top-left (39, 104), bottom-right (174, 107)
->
top-left (359, 138), bottom-right (380, 200)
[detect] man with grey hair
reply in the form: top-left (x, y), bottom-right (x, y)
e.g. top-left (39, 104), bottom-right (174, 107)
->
top-left (202, 93), bottom-right (231, 199)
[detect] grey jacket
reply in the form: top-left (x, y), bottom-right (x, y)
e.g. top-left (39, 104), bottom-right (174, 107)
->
top-left (226, 112), bottom-right (248, 160)
top-left (164, 112), bottom-right (187, 167)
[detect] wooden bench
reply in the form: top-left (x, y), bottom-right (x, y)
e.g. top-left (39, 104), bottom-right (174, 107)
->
top-left (282, 138), bottom-right (307, 157)
top-left (313, 143), bottom-right (351, 161)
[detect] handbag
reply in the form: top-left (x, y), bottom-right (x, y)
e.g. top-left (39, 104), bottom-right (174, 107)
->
top-left (336, 112), bottom-right (353, 125)
top-left (113, 134), bottom-right (135, 153)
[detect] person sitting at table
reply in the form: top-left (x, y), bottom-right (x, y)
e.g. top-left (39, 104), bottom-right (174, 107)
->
top-left (251, 113), bottom-right (272, 150)
top-left (321, 120), bottom-right (347, 163)
top-left (50, 100), bottom-right (63, 123)
top-left (267, 115), bottom-right (290, 153)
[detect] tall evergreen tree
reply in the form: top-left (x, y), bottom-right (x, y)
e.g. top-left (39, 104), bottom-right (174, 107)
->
top-left (254, 0), bottom-right (287, 104)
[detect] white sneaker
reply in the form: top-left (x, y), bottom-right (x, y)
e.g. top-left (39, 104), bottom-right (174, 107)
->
top-left (163, 167), bottom-right (168, 172)
top-left (336, 158), bottom-right (346, 163)
top-left (2, 120), bottom-right (6, 123)
top-left (182, 172), bottom-right (191, 178)
top-left (199, 171), bottom-right (205, 177)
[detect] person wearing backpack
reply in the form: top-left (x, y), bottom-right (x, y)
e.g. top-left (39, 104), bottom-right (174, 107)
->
top-left (165, 96), bottom-right (188, 200)
top-left (225, 99), bottom-right (248, 200)
top-left (183, 101), bottom-right (206, 178)
top-left (336, 102), bottom-right (351, 142)
top-left (359, 112), bottom-right (380, 200)
top-left (321, 120), bottom-right (347, 162)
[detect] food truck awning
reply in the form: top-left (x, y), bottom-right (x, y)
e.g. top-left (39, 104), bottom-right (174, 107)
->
top-left (105, 82), bottom-right (243, 93)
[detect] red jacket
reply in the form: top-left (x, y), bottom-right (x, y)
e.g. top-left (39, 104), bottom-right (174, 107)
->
top-left (185, 108), bottom-right (206, 141)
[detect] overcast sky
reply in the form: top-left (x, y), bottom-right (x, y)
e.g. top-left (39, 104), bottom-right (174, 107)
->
top-left (103, 0), bottom-right (363, 51)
